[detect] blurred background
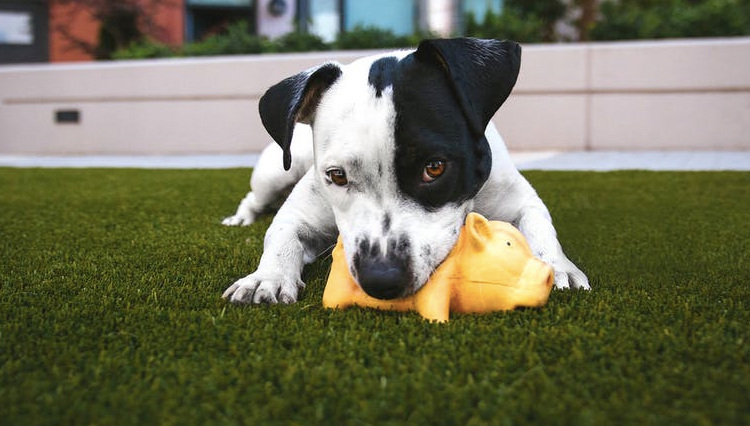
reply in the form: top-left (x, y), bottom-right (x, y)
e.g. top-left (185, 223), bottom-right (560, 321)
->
top-left (2, 0), bottom-right (749, 63)
top-left (1, 0), bottom-right (749, 158)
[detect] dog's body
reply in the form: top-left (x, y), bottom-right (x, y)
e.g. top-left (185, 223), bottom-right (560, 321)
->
top-left (223, 38), bottom-right (589, 304)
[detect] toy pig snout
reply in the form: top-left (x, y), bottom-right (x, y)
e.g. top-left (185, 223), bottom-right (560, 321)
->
top-left (517, 258), bottom-right (555, 304)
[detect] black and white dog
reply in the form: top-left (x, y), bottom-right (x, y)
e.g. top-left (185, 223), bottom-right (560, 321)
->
top-left (222, 37), bottom-right (589, 304)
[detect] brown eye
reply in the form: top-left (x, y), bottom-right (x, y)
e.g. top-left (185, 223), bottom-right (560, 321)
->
top-left (326, 168), bottom-right (348, 186)
top-left (422, 160), bottom-right (445, 183)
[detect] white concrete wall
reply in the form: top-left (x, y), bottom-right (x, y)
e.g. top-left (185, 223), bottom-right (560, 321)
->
top-left (497, 37), bottom-right (750, 151)
top-left (1, 37), bottom-right (749, 155)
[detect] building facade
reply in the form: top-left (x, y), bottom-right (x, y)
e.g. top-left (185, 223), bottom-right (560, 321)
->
top-left (0, 0), bottom-right (501, 64)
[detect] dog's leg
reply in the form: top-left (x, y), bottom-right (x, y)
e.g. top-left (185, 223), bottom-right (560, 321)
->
top-left (222, 169), bottom-right (337, 304)
top-left (512, 190), bottom-right (590, 290)
top-left (223, 126), bottom-right (314, 226)
top-left (480, 175), bottom-right (589, 289)
top-left (478, 125), bottom-right (589, 290)
top-left (221, 143), bottom-right (291, 226)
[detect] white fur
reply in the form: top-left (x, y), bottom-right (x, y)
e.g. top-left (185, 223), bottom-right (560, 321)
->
top-left (222, 53), bottom-right (589, 304)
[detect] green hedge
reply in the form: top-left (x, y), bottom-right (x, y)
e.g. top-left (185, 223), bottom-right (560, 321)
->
top-left (464, 0), bottom-right (750, 43)
top-left (113, 1), bottom-right (750, 60)
top-left (464, 9), bottom-right (547, 43)
top-left (590, 0), bottom-right (750, 41)
top-left (334, 25), bottom-right (423, 50)
top-left (113, 22), bottom-right (421, 60)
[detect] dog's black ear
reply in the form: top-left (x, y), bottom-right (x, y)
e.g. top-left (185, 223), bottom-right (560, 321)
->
top-left (259, 62), bottom-right (342, 170)
top-left (414, 38), bottom-right (521, 138)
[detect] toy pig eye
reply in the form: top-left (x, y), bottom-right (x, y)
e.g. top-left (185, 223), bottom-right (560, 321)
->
top-left (422, 160), bottom-right (446, 183)
top-left (325, 168), bottom-right (348, 186)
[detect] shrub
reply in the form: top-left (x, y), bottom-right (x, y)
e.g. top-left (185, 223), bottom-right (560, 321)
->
top-left (114, 22), bottom-right (333, 59)
top-left (111, 0), bottom-right (750, 60)
top-left (465, 9), bottom-right (546, 43)
top-left (505, 0), bottom-right (567, 41)
top-left (112, 39), bottom-right (175, 60)
top-left (271, 31), bottom-right (330, 53)
top-left (335, 25), bottom-right (418, 50)
top-left (590, 0), bottom-right (750, 41)
top-left (180, 21), bottom-right (267, 56)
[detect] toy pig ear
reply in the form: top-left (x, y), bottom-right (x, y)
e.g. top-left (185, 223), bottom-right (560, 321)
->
top-left (466, 212), bottom-right (493, 250)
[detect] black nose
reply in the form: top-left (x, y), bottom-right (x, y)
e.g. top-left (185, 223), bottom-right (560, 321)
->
top-left (356, 258), bottom-right (410, 300)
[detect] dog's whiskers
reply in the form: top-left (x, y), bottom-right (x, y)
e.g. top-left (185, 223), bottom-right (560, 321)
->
top-left (318, 242), bottom-right (338, 260)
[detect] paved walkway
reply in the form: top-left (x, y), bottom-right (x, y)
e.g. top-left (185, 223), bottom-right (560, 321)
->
top-left (1, 151), bottom-right (749, 171)
top-left (511, 151), bottom-right (750, 171)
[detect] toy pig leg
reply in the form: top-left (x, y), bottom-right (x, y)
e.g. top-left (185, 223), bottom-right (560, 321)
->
top-left (322, 239), bottom-right (360, 310)
top-left (413, 280), bottom-right (452, 323)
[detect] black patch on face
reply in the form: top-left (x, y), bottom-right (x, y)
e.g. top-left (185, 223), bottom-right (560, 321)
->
top-left (368, 56), bottom-right (399, 98)
top-left (390, 55), bottom-right (492, 209)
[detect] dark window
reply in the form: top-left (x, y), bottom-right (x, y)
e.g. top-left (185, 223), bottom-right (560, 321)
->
top-left (185, 0), bottom-right (255, 41)
top-left (0, 0), bottom-right (48, 64)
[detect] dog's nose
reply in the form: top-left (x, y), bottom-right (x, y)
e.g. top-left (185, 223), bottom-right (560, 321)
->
top-left (356, 258), bottom-right (409, 300)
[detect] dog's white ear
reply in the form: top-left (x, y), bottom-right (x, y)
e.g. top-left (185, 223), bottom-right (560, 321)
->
top-left (414, 38), bottom-right (521, 138)
top-left (259, 62), bottom-right (342, 170)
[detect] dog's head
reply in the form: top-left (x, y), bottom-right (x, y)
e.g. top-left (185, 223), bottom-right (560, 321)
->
top-left (259, 37), bottom-right (521, 299)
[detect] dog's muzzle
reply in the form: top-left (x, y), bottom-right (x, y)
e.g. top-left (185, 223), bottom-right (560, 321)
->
top-left (353, 238), bottom-right (412, 300)
top-left (356, 258), bottom-right (409, 299)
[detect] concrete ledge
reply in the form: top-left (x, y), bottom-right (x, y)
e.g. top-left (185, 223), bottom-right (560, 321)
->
top-left (3, 151), bottom-right (749, 171)
top-left (2, 38), bottom-right (749, 155)
top-left (590, 38), bottom-right (750, 91)
top-left (0, 153), bottom-right (260, 169)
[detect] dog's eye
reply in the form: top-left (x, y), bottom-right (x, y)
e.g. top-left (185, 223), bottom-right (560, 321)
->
top-left (325, 168), bottom-right (348, 186)
top-left (422, 160), bottom-right (446, 183)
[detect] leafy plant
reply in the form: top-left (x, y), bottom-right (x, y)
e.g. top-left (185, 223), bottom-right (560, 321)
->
top-left (505, 0), bottom-right (568, 41)
top-left (590, 0), bottom-right (750, 41)
top-left (111, 0), bottom-right (750, 60)
top-left (114, 22), bottom-right (333, 59)
top-left (112, 39), bottom-right (175, 60)
top-left (335, 25), bottom-right (419, 50)
top-left (180, 21), bottom-right (266, 56)
top-left (272, 31), bottom-right (330, 53)
top-left (465, 9), bottom-right (546, 43)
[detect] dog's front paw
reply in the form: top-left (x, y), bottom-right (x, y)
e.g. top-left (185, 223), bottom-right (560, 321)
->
top-left (222, 193), bottom-right (258, 226)
top-left (550, 256), bottom-right (590, 290)
top-left (222, 271), bottom-right (305, 304)
top-left (221, 212), bottom-right (256, 227)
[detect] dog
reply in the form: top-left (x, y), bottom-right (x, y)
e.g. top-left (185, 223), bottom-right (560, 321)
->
top-left (222, 37), bottom-right (589, 305)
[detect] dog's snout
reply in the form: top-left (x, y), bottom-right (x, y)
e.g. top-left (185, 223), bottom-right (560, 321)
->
top-left (357, 258), bottom-right (409, 300)
top-left (353, 238), bottom-right (412, 300)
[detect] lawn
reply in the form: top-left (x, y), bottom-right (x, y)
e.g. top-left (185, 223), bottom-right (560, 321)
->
top-left (1, 168), bottom-right (748, 426)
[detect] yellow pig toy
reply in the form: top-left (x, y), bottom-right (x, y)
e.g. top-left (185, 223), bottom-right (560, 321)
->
top-left (323, 212), bottom-right (554, 322)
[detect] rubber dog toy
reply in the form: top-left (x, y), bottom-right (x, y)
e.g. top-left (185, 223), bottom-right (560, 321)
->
top-left (323, 213), bottom-right (554, 322)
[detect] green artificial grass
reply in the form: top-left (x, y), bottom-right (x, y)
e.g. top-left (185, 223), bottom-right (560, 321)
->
top-left (1, 168), bottom-right (749, 426)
